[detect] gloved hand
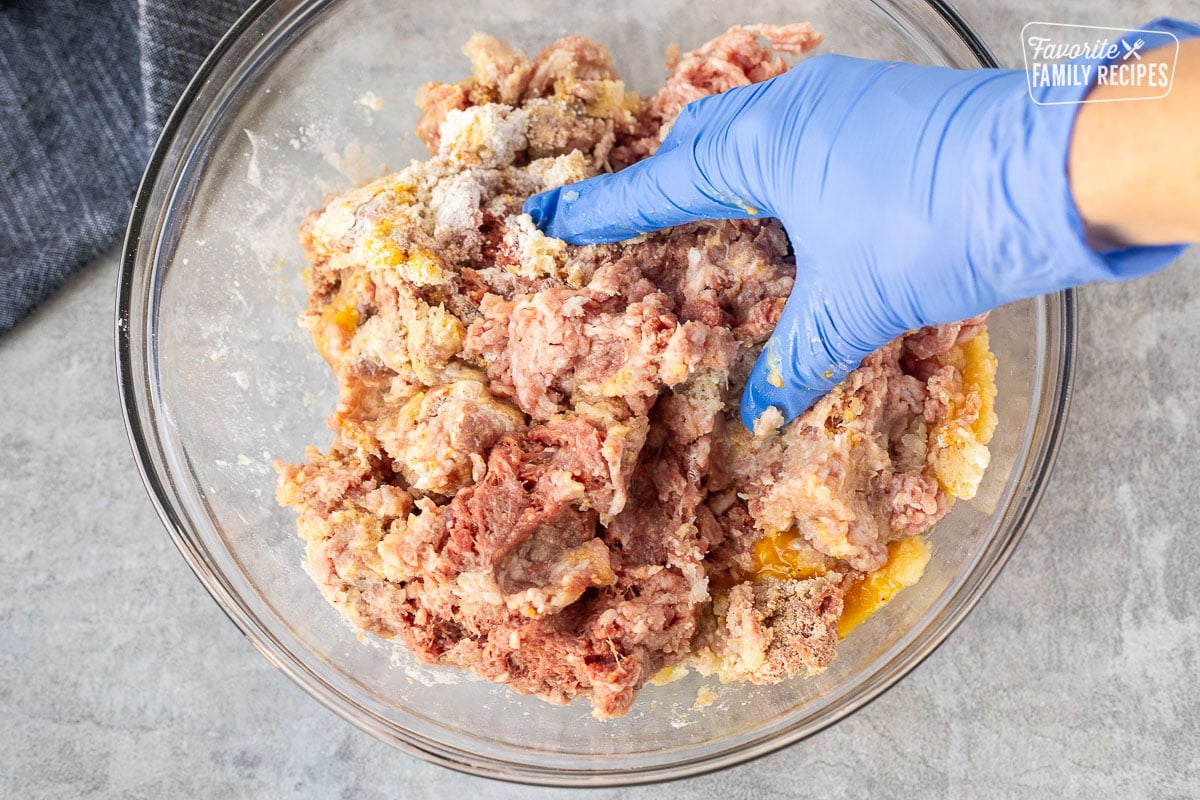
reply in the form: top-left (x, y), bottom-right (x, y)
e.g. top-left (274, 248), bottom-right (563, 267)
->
top-left (525, 18), bottom-right (1196, 431)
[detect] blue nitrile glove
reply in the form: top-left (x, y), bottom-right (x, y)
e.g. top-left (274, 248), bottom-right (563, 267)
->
top-left (525, 18), bottom-right (1197, 431)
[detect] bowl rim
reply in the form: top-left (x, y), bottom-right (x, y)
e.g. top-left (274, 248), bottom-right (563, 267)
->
top-left (116, 0), bottom-right (1078, 786)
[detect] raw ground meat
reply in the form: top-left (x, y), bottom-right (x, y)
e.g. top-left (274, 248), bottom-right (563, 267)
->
top-left (276, 24), bottom-right (998, 718)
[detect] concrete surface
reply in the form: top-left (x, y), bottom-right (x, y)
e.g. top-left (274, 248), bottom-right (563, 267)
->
top-left (3, 1), bottom-right (1200, 796)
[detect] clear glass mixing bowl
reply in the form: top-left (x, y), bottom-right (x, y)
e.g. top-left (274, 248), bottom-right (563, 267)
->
top-left (117, 0), bottom-right (1075, 785)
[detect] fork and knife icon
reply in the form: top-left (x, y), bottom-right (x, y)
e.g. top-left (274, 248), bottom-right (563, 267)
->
top-left (1120, 37), bottom-right (1146, 60)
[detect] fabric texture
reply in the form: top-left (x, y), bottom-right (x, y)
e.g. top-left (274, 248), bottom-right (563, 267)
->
top-left (0, 0), bottom-right (253, 334)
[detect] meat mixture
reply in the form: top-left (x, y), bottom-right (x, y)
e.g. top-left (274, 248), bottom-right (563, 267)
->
top-left (275, 24), bottom-right (998, 718)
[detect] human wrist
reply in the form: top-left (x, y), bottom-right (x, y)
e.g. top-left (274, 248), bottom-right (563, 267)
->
top-left (961, 69), bottom-right (1183, 301)
top-left (1069, 38), bottom-right (1200, 248)
top-left (983, 18), bottom-right (1200, 295)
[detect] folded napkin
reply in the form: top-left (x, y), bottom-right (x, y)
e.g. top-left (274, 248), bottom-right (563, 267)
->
top-left (0, 0), bottom-right (252, 333)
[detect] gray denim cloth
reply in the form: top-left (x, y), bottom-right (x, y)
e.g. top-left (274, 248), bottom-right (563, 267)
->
top-left (0, 0), bottom-right (253, 334)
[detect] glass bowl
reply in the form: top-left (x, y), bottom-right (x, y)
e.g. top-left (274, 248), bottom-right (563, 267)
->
top-left (117, 0), bottom-right (1074, 786)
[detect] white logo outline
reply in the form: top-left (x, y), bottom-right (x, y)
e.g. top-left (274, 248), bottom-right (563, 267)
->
top-left (1021, 22), bottom-right (1179, 106)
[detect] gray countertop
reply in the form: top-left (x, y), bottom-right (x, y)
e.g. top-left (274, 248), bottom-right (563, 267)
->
top-left (4, 2), bottom-right (1200, 796)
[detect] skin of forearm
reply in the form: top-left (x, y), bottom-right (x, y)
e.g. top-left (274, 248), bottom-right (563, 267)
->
top-left (1068, 38), bottom-right (1200, 248)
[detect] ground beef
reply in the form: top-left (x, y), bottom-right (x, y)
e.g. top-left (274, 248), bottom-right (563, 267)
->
top-left (276, 25), bottom-right (998, 718)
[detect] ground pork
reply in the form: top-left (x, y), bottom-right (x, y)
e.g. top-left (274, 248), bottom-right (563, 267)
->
top-left (276, 25), bottom-right (998, 718)
top-left (692, 574), bottom-right (846, 684)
